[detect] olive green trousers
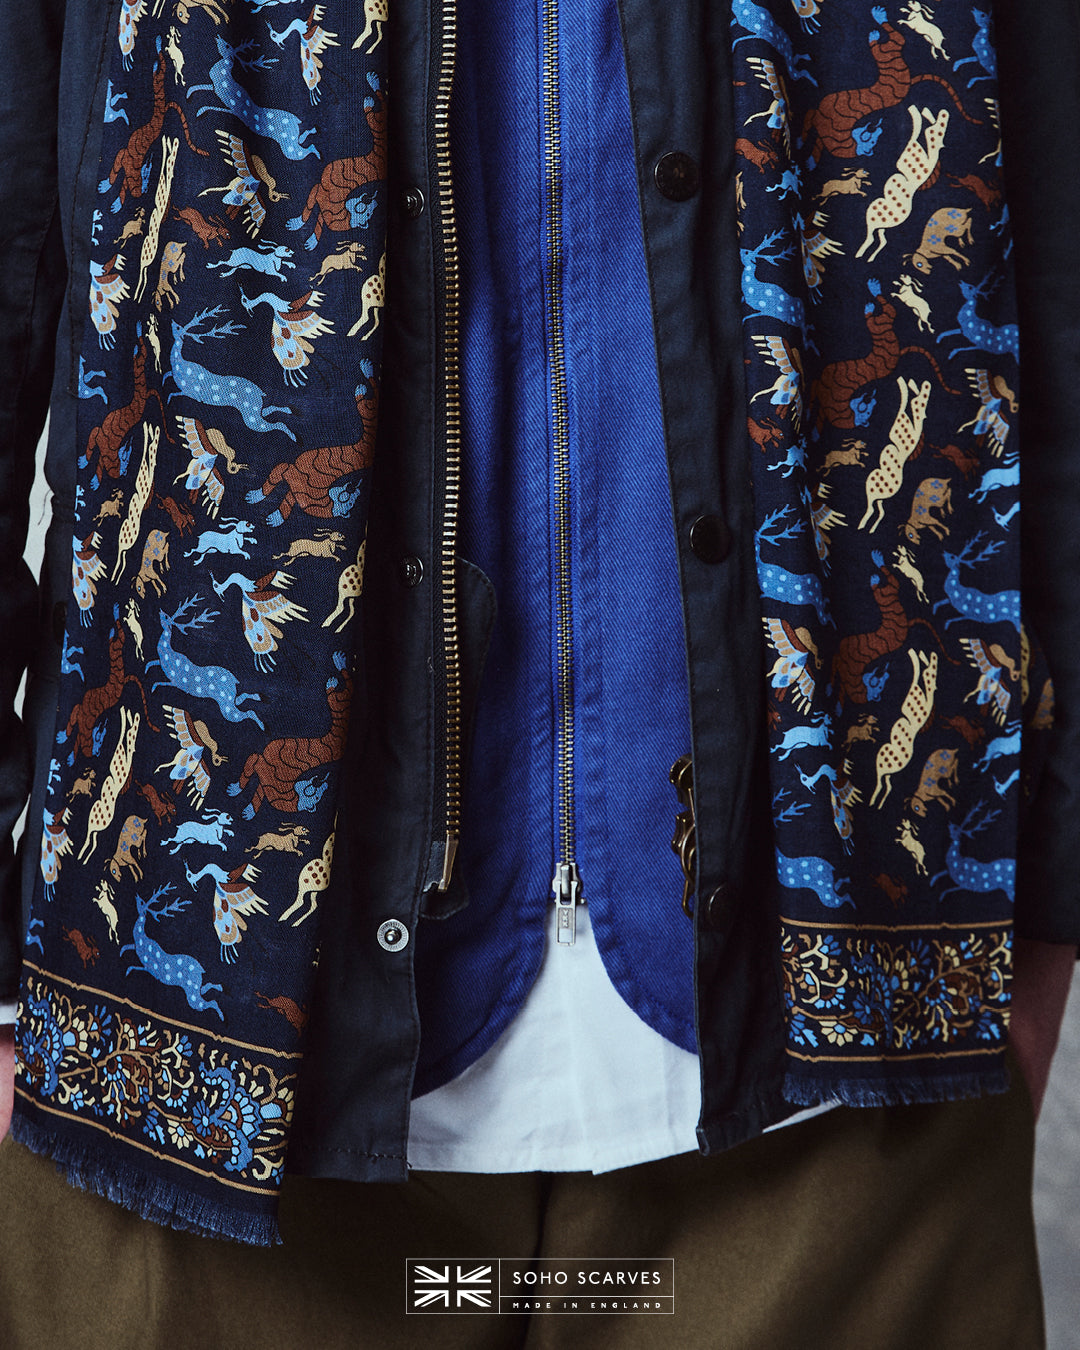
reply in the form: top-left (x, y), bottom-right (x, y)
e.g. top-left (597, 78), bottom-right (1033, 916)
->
top-left (0, 1062), bottom-right (1044, 1350)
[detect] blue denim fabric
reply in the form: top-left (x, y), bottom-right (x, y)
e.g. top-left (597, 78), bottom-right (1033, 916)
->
top-left (410, 0), bottom-right (695, 1094)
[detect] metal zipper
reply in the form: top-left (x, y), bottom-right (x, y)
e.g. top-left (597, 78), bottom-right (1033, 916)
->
top-left (433, 0), bottom-right (463, 891)
top-left (542, 0), bottom-right (583, 943)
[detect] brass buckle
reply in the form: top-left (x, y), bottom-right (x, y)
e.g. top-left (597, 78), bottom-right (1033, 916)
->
top-left (669, 754), bottom-right (696, 919)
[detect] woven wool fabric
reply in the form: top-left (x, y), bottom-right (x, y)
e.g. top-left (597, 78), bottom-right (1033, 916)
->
top-left (731, 0), bottom-right (1052, 1100)
top-left (12, 3), bottom-right (388, 1243)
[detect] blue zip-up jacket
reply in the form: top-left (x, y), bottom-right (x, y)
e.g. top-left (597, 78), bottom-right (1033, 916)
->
top-left (1, 0), bottom-right (1079, 1193)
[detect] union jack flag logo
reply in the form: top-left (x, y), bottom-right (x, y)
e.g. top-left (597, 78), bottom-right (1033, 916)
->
top-left (408, 1263), bottom-right (494, 1311)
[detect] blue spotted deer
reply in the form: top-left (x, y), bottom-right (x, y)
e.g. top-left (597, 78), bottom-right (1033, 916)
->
top-left (755, 506), bottom-right (833, 625)
top-left (732, 0), bottom-right (817, 83)
top-left (939, 272), bottom-right (1019, 362)
top-left (937, 534), bottom-right (1020, 632)
top-left (167, 306), bottom-right (295, 440)
top-left (741, 230), bottom-right (808, 331)
top-left (187, 37), bottom-right (319, 160)
top-left (149, 594), bottom-right (265, 728)
top-left (121, 882), bottom-right (224, 1020)
top-left (930, 801), bottom-right (1016, 900)
top-left (776, 850), bottom-right (853, 907)
top-left (953, 8), bottom-right (996, 87)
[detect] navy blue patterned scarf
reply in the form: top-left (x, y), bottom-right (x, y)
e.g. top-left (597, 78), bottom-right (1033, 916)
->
top-left (12, 3), bottom-right (388, 1244)
top-left (11, 0), bottom-right (1050, 1244)
top-left (731, 0), bottom-right (1050, 1102)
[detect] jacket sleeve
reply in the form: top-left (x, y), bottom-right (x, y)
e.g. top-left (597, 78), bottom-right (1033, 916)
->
top-left (0, 0), bottom-right (69, 999)
top-left (997, 0), bottom-right (1080, 946)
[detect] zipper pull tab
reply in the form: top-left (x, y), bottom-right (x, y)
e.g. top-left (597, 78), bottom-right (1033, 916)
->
top-left (437, 831), bottom-right (459, 892)
top-left (552, 861), bottom-right (582, 946)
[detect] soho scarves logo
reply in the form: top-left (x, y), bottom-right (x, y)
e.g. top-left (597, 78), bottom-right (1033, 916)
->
top-left (405, 1259), bottom-right (675, 1314)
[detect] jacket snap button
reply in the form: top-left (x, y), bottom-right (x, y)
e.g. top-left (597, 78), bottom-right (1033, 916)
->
top-left (52, 600), bottom-right (68, 644)
top-left (654, 152), bottom-right (700, 202)
top-left (377, 919), bottom-right (410, 951)
top-left (689, 515), bottom-right (731, 564)
top-left (700, 883), bottom-right (733, 931)
top-left (402, 185), bottom-right (425, 219)
top-left (400, 555), bottom-right (424, 587)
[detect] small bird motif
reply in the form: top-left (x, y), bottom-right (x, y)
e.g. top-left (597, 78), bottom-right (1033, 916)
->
top-left (269, 5), bottom-right (341, 104)
top-left (791, 0), bottom-right (822, 34)
top-left (175, 417), bottom-right (249, 518)
top-left (796, 210), bottom-right (843, 301)
top-left (40, 806), bottom-right (74, 903)
top-left (183, 860), bottom-right (269, 962)
top-left (960, 637), bottom-right (1015, 725)
top-left (829, 762), bottom-right (862, 852)
top-left (89, 254), bottom-right (130, 348)
top-left (238, 287), bottom-right (334, 385)
top-left (72, 532), bottom-right (107, 625)
top-left (750, 335), bottom-right (803, 430)
top-left (763, 617), bottom-right (820, 713)
top-left (745, 56), bottom-right (792, 154)
top-left (211, 569), bottom-right (309, 671)
top-left (201, 131), bottom-right (289, 236)
top-left (117, 0), bottom-right (148, 70)
top-left (157, 705), bottom-right (228, 809)
top-left (960, 368), bottom-right (1012, 457)
top-left (807, 482), bottom-right (846, 571)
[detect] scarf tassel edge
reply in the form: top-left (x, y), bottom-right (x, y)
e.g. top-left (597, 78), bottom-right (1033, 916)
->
top-left (8, 1110), bottom-right (281, 1247)
top-left (782, 1065), bottom-right (1012, 1111)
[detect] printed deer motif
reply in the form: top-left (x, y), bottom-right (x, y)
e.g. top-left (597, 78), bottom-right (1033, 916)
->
top-left (187, 37), bottom-right (319, 161)
top-left (148, 595), bottom-right (265, 727)
top-left (167, 305), bottom-right (295, 440)
top-left (938, 534), bottom-right (1020, 631)
top-left (121, 882), bottom-right (224, 1020)
top-left (931, 802), bottom-right (1015, 899)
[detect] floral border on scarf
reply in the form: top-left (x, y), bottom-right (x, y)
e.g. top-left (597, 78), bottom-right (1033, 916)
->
top-left (14, 969), bottom-right (297, 1191)
top-left (780, 922), bottom-right (1010, 1057)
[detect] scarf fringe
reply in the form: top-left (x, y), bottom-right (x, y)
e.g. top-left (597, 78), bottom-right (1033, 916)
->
top-left (782, 1065), bottom-right (1011, 1111)
top-left (9, 1111), bottom-right (281, 1247)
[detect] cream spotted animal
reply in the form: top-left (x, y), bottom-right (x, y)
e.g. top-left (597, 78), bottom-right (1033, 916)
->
top-left (857, 378), bottom-right (931, 532)
top-left (870, 649), bottom-right (937, 808)
top-left (112, 423), bottom-right (160, 581)
top-left (78, 706), bottom-right (141, 861)
top-left (347, 252), bottom-right (386, 340)
top-left (856, 107), bottom-right (950, 262)
top-left (322, 538), bottom-right (366, 632)
top-left (279, 825), bottom-right (336, 926)
top-left (352, 0), bottom-right (388, 53)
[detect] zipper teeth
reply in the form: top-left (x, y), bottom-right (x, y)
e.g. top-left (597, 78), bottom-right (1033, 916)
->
top-left (435, 0), bottom-right (463, 844)
top-left (542, 0), bottom-right (575, 867)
